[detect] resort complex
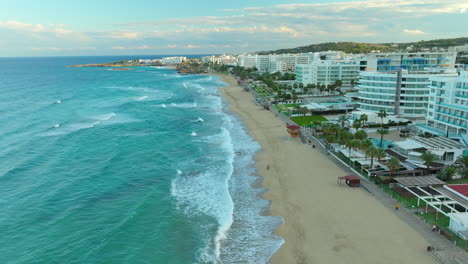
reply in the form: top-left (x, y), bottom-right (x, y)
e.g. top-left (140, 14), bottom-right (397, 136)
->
top-left (191, 44), bottom-right (468, 262)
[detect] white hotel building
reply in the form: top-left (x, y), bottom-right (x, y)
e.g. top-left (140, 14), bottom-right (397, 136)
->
top-left (295, 60), bottom-right (360, 87)
top-left (357, 69), bottom-right (458, 118)
top-left (417, 71), bottom-right (468, 143)
top-left (363, 52), bottom-right (457, 72)
top-left (237, 53), bottom-right (316, 73)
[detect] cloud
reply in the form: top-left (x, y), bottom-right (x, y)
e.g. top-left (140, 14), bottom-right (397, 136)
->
top-left (2, 0), bottom-right (468, 56)
top-left (104, 31), bottom-right (140, 39)
top-left (403, 29), bottom-right (426, 34)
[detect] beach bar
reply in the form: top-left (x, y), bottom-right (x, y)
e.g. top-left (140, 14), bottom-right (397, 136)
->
top-left (337, 175), bottom-right (361, 187)
top-left (287, 125), bottom-right (300, 138)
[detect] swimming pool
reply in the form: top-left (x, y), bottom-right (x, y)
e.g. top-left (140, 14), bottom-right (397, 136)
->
top-left (369, 137), bottom-right (394, 149)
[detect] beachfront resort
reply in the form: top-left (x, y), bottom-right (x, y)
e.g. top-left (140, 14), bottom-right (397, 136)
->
top-left (192, 45), bottom-right (468, 262)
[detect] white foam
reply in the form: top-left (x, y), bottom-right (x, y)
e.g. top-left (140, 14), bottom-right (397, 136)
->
top-left (177, 170), bottom-right (182, 175)
top-left (190, 132), bottom-right (197, 136)
top-left (56, 100), bottom-right (62, 104)
top-left (93, 113), bottom-right (116, 121)
top-left (135, 95), bottom-right (148, 101)
top-left (41, 121), bottom-right (100, 136)
top-left (53, 124), bottom-right (60, 128)
top-left (171, 103), bottom-right (177, 106)
top-left (161, 104), bottom-right (167, 108)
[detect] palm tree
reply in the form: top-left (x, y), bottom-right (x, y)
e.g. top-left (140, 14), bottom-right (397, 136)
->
top-left (377, 128), bottom-right (389, 147)
top-left (442, 165), bottom-right (457, 181)
top-left (302, 107), bottom-right (309, 117)
top-left (367, 146), bottom-right (378, 168)
top-left (387, 157), bottom-right (401, 177)
top-left (346, 139), bottom-right (361, 159)
top-left (460, 156), bottom-right (468, 178)
top-left (421, 151), bottom-right (438, 175)
top-left (294, 105), bottom-right (302, 116)
top-left (353, 119), bottom-right (362, 131)
top-left (375, 148), bottom-right (386, 162)
top-left (354, 130), bottom-right (368, 141)
top-left (361, 139), bottom-right (373, 160)
top-left (377, 109), bottom-right (387, 127)
top-left (360, 114), bottom-right (368, 128)
top-left (339, 130), bottom-right (354, 146)
top-left (337, 115), bottom-right (349, 128)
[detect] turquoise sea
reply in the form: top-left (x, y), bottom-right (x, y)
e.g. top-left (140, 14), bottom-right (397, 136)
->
top-left (0, 56), bottom-right (283, 264)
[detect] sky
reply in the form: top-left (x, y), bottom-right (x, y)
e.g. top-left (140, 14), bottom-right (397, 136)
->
top-left (0, 0), bottom-right (467, 57)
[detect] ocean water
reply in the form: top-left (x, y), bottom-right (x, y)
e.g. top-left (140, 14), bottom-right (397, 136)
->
top-left (0, 57), bottom-right (283, 264)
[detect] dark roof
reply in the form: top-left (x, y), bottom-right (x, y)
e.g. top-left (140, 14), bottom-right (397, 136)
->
top-left (385, 149), bottom-right (407, 162)
top-left (394, 176), bottom-right (445, 187)
top-left (287, 125), bottom-right (301, 130)
top-left (338, 175), bottom-right (361, 180)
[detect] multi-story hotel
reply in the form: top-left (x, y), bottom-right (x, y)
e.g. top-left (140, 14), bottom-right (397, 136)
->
top-left (237, 53), bottom-right (316, 73)
top-left (362, 51), bottom-right (457, 72)
top-left (418, 71), bottom-right (468, 143)
top-left (357, 68), bottom-right (458, 118)
top-left (295, 60), bottom-right (360, 86)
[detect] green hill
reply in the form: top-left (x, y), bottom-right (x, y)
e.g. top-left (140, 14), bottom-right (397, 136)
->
top-left (257, 37), bottom-right (468, 55)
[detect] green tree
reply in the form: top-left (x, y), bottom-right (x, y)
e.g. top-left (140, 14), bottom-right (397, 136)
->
top-left (354, 130), bottom-right (368, 141)
top-left (387, 157), bottom-right (401, 177)
top-left (360, 114), bottom-right (368, 128)
top-left (421, 151), bottom-right (438, 175)
top-left (377, 128), bottom-right (389, 147)
top-left (346, 139), bottom-right (361, 159)
top-left (360, 139), bottom-right (373, 160)
top-left (352, 119), bottom-right (362, 131)
top-left (375, 148), bottom-right (386, 162)
top-left (460, 156), bottom-right (468, 178)
top-left (440, 165), bottom-right (457, 181)
top-left (337, 115), bottom-right (349, 128)
top-left (350, 79), bottom-right (355, 88)
top-left (377, 109), bottom-right (387, 127)
top-left (367, 146), bottom-right (378, 168)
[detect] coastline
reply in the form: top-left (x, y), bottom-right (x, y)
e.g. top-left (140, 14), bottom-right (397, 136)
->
top-left (214, 73), bottom-right (436, 264)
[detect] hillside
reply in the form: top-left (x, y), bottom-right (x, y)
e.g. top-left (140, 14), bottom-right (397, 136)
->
top-left (257, 37), bottom-right (468, 55)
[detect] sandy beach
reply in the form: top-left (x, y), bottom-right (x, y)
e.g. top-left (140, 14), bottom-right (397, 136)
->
top-left (215, 74), bottom-right (436, 264)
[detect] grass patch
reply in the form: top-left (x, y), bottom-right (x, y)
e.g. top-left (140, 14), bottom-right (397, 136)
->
top-left (253, 85), bottom-right (272, 97)
top-left (291, 115), bottom-right (327, 126)
top-left (284, 103), bottom-right (302, 108)
top-left (446, 178), bottom-right (468, 184)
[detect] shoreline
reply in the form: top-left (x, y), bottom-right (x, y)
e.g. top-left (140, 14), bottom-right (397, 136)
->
top-left (214, 73), bottom-right (436, 264)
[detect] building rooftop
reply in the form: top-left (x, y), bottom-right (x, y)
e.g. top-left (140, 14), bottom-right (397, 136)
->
top-left (445, 184), bottom-right (468, 201)
top-left (394, 176), bottom-right (445, 187)
top-left (411, 136), bottom-right (466, 150)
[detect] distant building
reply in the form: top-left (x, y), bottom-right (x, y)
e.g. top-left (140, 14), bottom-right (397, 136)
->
top-left (161, 56), bottom-right (187, 64)
top-left (361, 52), bottom-right (457, 72)
top-left (237, 53), bottom-right (315, 73)
top-left (295, 60), bottom-right (360, 86)
top-left (201, 55), bottom-right (238, 66)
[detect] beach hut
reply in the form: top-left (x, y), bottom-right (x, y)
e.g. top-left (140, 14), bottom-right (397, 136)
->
top-left (337, 175), bottom-right (361, 187)
top-left (287, 125), bottom-right (300, 138)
